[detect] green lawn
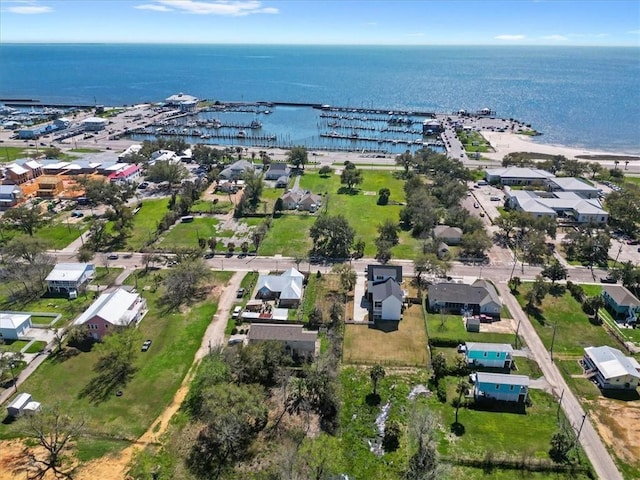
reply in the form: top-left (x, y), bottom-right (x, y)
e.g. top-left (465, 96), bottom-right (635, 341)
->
top-left (0, 270), bottom-right (232, 449)
top-left (157, 217), bottom-right (219, 249)
top-left (25, 340), bottom-right (47, 354)
top-left (91, 267), bottom-right (124, 286)
top-left (336, 367), bottom-right (590, 479)
top-left (190, 200), bottom-right (233, 214)
top-left (297, 170), bottom-right (420, 257)
top-left (0, 339), bottom-right (30, 352)
top-left (0, 146), bottom-right (29, 163)
top-left (515, 284), bottom-right (618, 356)
top-left (0, 295), bottom-right (93, 327)
top-left (125, 198), bottom-right (171, 250)
top-left (426, 314), bottom-right (521, 346)
top-left (34, 222), bottom-right (87, 250)
top-left (259, 215), bottom-right (315, 256)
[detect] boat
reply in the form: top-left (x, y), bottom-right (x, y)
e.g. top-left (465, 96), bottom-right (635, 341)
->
top-left (250, 120), bottom-right (262, 129)
top-left (237, 130), bottom-right (246, 138)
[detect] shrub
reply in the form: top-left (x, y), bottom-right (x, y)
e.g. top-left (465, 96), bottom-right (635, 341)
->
top-left (231, 327), bottom-right (238, 335)
top-left (436, 378), bottom-right (447, 403)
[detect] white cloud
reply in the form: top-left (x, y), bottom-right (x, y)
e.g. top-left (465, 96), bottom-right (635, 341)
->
top-left (135, 4), bottom-right (172, 11)
top-left (495, 34), bottom-right (526, 41)
top-left (6, 1), bottom-right (52, 14)
top-left (141, 0), bottom-right (278, 16)
top-left (541, 34), bottom-right (568, 41)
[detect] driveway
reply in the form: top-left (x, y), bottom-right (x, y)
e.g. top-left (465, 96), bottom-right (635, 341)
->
top-left (352, 273), bottom-right (369, 322)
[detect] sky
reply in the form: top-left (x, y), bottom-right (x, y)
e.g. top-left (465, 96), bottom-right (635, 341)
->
top-left (1, 0), bottom-right (639, 46)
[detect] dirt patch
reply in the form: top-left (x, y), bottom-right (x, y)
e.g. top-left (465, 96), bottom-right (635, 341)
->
top-left (589, 396), bottom-right (640, 469)
top-left (0, 439), bottom-right (78, 480)
top-left (476, 317), bottom-right (516, 334)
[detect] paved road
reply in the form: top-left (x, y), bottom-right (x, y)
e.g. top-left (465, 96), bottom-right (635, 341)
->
top-left (497, 283), bottom-right (623, 480)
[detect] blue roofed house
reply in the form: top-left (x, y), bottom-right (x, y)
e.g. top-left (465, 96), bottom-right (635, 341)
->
top-left (473, 372), bottom-right (529, 403)
top-left (0, 184), bottom-right (23, 210)
top-left (583, 346), bottom-right (640, 390)
top-left (465, 342), bottom-right (514, 369)
top-left (601, 285), bottom-right (640, 322)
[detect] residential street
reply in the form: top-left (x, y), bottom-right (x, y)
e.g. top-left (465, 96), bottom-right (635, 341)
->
top-left (497, 283), bottom-right (623, 480)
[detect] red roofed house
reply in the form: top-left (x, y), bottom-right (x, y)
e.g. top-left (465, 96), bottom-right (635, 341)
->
top-left (108, 164), bottom-right (142, 184)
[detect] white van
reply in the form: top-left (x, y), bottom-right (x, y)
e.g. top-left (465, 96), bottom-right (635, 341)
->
top-left (232, 306), bottom-right (242, 319)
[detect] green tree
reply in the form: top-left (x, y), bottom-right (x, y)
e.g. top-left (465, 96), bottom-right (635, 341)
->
top-left (541, 259), bottom-right (568, 284)
top-left (526, 275), bottom-right (549, 311)
top-left (548, 430), bottom-right (573, 464)
top-left (370, 364), bottom-right (386, 396)
top-left (460, 229), bottom-right (492, 258)
top-left (340, 166), bottom-right (363, 192)
top-left (146, 159), bottom-right (188, 184)
top-left (273, 197), bottom-right (284, 214)
top-left (2, 204), bottom-right (45, 236)
top-left (310, 215), bottom-right (355, 258)
top-left (383, 420), bottom-right (402, 452)
top-left (377, 219), bottom-right (400, 246)
top-left (318, 165), bottom-right (332, 177)
top-left (453, 379), bottom-right (469, 424)
top-left (431, 352), bottom-right (447, 380)
top-left (332, 264), bottom-right (357, 298)
top-left (377, 187), bottom-right (391, 205)
top-left (395, 149), bottom-right (414, 174)
top-left (583, 295), bottom-right (605, 319)
top-left (287, 146), bottom-right (308, 170)
top-left (508, 276), bottom-right (522, 293)
top-left (162, 258), bottom-right (211, 307)
top-left (405, 406), bottom-right (448, 480)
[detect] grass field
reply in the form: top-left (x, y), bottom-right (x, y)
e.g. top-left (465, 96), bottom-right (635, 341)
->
top-left (0, 270), bottom-right (232, 449)
top-left (157, 217), bottom-right (219, 249)
top-left (426, 313), bottom-right (520, 346)
top-left (34, 222), bottom-right (87, 250)
top-left (91, 267), bottom-right (124, 286)
top-left (515, 285), bottom-right (618, 356)
top-left (0, 146), bottom-right (28, 163)
top-left (259, 215), bottom-right (315, 256)
top-left (0, 294), bottom-right (93, 327)
top-left (190, 199), bottom-right (233, 214)
top-left (125, 198), bottom-right (171, 250)
top-left (343, 302), bottom-right (428, 366)
top-left (336, 367), bottom-right (591, 479)
top-left (296, 169), bottom-right (421, 257)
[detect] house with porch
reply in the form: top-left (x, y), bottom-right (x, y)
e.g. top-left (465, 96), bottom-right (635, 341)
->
top-left (247, 323), bottom-right (318, 359)
top-left (73, 287), bottom-right (147, 341)
top-left (0, 184), bottom-right (23, 210)
top-left (601, 285), bottom-right (640, 322)
top-left (465, 342), bottom-right (514, 369)
top-left (46, 263), bottom-right (95, 294)
top-left (583, 346), bottom-right (640, 390)
top-left (255, 268), bottom-right (304, 308)
top-left (265, 163), bottom-right (291, 181)
top-left (473, 372), bottom-right (529, 403)
top-left (219, 160), bottom-right (255, 180)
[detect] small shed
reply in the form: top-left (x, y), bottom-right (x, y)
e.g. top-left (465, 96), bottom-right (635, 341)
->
top-left (466, 316), bottom-right (480, 332)
top-left (7, 393), bottom-right (32, 417)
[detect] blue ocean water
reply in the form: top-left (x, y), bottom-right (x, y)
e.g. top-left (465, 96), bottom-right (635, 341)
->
top-left (1, 44), bottom-right (639, 153)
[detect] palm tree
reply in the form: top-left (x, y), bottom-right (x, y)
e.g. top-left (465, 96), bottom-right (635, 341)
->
top-left (454, 379), bottom-right (470, 424)
top-left (370, 364), bottom-right (386, 396)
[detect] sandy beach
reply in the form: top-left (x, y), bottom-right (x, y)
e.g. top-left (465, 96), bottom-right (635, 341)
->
top-left (481, 130), bottom-right (640, 169)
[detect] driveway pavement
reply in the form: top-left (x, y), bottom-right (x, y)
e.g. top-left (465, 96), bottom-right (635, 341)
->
top-left (352, 273), bottom-right (369, 322)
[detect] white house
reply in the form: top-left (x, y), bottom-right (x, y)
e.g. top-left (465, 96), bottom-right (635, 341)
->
top-left (6, 393), bottom-right (41, 417)
top-left (74, 287), bottom-right (147, 341)
top-left (46, 263), bottom-right (95, 294)
top-left (81, 117), bottom-right (109, 131)
top-left (0, 312), bottom-right (32, 340)
top-left (367, 265), bottom-right (404, 321)
top-left (255, 268), bottom-right (304, 308)
top-left (583, 346), bottom-right (640, 390)
top-left (219, 160), bottom-right (255, 180)
top-left (108, 164), bottom-right (142, 184)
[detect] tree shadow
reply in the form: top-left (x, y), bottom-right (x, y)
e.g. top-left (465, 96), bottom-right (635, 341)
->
top-left (336, 187), bottom-right (360, 196)
top-left (365, 393), bottom-right (381, 406)
top-left (79, 360), bottom-right (137, 404)
top-left (526, 306), bottom-right (546, 326)
top-left (549, 284), bottom-right (566, 297)
top-left (470, 399), bottom-right (527, 415)
top-left (49, 347), bottom-right (81, 364)
top-left (450, 421), bottom-right (466, 436)
top-left (602, 389), bottom-right (640, 401)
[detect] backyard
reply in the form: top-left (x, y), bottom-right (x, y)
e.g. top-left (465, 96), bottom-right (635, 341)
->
top-left (156, 217), bottom-right (220, 250)
top-left (343, 302), bottom-right (429, 367)
top-left (426, 313), bottom-right (521, 347)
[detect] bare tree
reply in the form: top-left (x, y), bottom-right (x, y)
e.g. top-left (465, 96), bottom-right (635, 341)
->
top-left (23, 405), bottom-right (85, 479)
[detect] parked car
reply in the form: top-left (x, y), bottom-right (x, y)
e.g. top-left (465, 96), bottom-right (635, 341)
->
top-left (473, 202), bottom-right (479, 208)
top-left (232, 306), bottom-right (242, 319)
top-left (600, 276), bottom-right (617, 284)
top-left (236, 288), bottom-right (245, 298)
top-left (107, 253), bottom-right (119, 260)
top-left (141, 339), bottom-right (152, 352)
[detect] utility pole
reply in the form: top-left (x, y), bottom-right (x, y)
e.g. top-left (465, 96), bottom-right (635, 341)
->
top-left (576, 412), bottom-right (588, 444)
top-left (550, 321), bottom-right (558, 361)
top-left (514, 317), bottom-right (521, 349)
top-left (556, 389), bottom-right (564, 420)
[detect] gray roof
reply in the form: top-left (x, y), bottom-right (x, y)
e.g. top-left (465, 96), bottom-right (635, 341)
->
top-left (367, 264), bottom-right (402, 282)
top-left (248, 323), bottom-right (317, 343)
top-left (476, 372), bottom-right (529, 386)
top-left (433, 225), bottom-right (463, 239)
top-left (466, 342), bottom-right (513, 353)
top-left (602, 285), bottom-right (640, 308)
top-left (0, 184), bottom-right (20, 195)
top-left (584, 346), bottom-right (640, 380)
top-left (370, 277), bottom-right (403, 303)
top-left (268, 163), bottom-right (289, 173)
top-left (485, 167), bottom-right (555, 180)
top-left (256, 268), bottom-right (303, 300)
top-left (547, 177), bottom-right (599, 192)
top-left (45, 263), bottom-right (94, 283)
top-left (428, 280), bottom-right (500, 307)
